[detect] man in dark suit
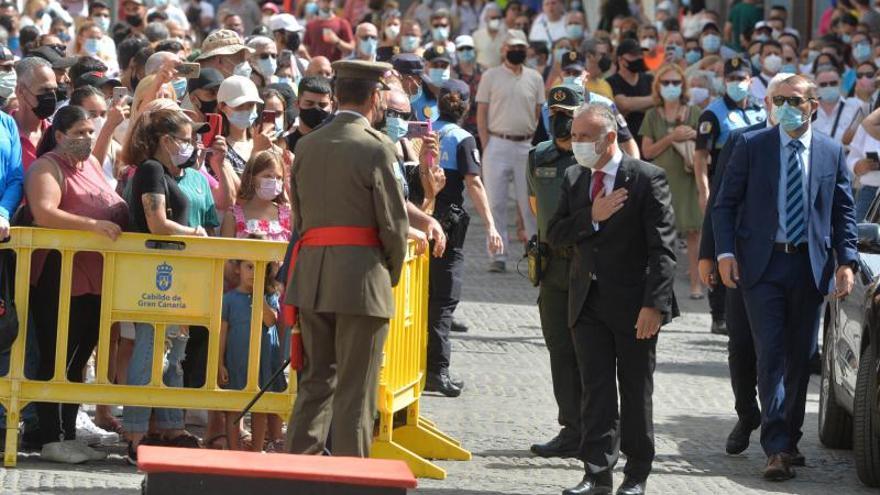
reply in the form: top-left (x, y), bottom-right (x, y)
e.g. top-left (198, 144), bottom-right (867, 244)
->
top-left (547, 103), bottom-right (677, 495)
top-left (698, 72), bottom-right (790, 457)
top-left (714, 74), bottom-right (858, 481)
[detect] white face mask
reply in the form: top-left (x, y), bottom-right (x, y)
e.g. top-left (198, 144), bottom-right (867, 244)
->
top-left (763, 53), bottom-right (783, 74)
top-left (256, 177), bottom-right (283, 200)
top-left (572, 139), bottom-right (604, 169)
top-left (688, 86), bottom-right (710, 106)
top-left (234, 61), bottom-right (252, 77)
top-left (91, 116), bottom-right (106, 136)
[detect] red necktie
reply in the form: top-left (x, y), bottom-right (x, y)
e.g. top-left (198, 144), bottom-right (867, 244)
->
top-left (591, 170), bottom-right (606, 201)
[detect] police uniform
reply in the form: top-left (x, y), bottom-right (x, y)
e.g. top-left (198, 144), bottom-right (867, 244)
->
top-left (695, 56), bottom-right (766, 330)
top-left (286, 60), bottom-right (409, 458)
top-left (527, 85), bottom-right (583, 457)
top-left (425, 79), bottom-right (482, 395)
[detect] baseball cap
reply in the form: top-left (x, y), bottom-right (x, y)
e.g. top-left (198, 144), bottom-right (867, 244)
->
top-left (196, 29), bottom-right (254, 60)
top-left (269, 13), bottom-right (303, 33)
top-left (548, 84), bottom-right (584, 111)
top-left (560, 50), bottom-right (585, 71)
top-left (75, 71), bottom-right (121, 89)
top-left (29, 46), bottom-right (77, 70)
top-left (261, 3), bottom-right (279, 14)
top-left (724, 55), bottom-right (752, 77)
top-left (217, 75), bottom-right (264, 107)
top-left (616, 38), bottom-right (642, 57)
top-left (506, 30), bottom-right (528, 47)
top-left (701, 21), bottom-right (721, 34)
top-left (455, 35), bottom-right (474, 50)
top-left (440, 79), bottom-right (469, 101)
top-left (391, 53), bottom-right (424, 75)
top-left (377, 45), bottom-right (400, 62)
top-left (187, 67), bottom-right (224, 93)
top-left (423, 44), bottom-right (452, 64)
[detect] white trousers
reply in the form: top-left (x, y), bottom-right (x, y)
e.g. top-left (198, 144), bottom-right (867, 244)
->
top-left (482, 137), bottom-right (536, 262)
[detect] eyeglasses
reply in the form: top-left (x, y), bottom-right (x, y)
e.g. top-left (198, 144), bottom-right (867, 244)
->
top-left (167, 134), bottom-right (194, 146)
top-left (386, 109), bottom-right (412, 120)
top-left (726, 75), bottom-right (748, 82)
top-left (432, 23), bottom-right (449, 28)
top-left (659, 80), bottom-right (682, 86)
top-left (817, 80), bottom-right (839, 88)
top-left (858, 72), bottom-right (876, 79)
top-left (360, 35), bottom-right (378, 41)
top-left (771, 95), bottom-right (814, 107)
top-left (258, 53), bottom-right (276, 60)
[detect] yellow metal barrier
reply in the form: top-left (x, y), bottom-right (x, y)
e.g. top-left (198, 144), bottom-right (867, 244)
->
top-left (0, 227), bottom-right (469, 477)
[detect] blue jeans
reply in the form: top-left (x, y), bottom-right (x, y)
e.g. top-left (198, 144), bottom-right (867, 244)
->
top-left (0, 314), bottom-right (41, 428)
top-left (122, 323), bottom-right (187, 434)
top-left (855, 185), bottom-right (878, 222)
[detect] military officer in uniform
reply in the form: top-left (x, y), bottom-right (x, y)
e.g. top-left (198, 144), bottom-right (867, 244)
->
top-left (693, 55), bottom-right (766, 336)
top-left (286, 60), bottom-right (409, 458)
top-left (527, 84), bottom-right (585, 459)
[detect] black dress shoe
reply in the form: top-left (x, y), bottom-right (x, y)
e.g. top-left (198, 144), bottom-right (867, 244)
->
top-left (763, 453), bottom-right (795, 481)
top-left (788, 447), bottom-right (805, 466)
top-left (726, 415), bottom-right (761, 454)
top-left (710, 319), bottom-right (728, 335)
top-left (616, 477), bottom-right (647, 495)
top-left (450, 319), bottom-right (469, 332)
top-left (531, 430), bottom-right (580, 458)
top-left (562, 472), bottom-right (612, 495)
top-left (425, 372), bottom-right (462, 397)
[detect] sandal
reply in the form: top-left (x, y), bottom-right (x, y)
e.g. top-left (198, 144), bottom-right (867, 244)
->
top-left (95, 416), bottom-right (125, 434)
top-left (265, 439), bottom-right (286, 453)
top-left (161, 431), bottom-right (202, 449)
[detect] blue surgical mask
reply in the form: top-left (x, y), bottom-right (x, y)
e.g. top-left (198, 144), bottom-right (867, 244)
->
top-left (726, 80), bottom-right (749, 102)
top-left (409, 84), bottom-right (423, 103)
top-left (754, 34), bottom-right (770, 43)
top-left (751, 54), bottom-right (762, 72)
top-left (431, 26), bottom-right (449, 42)
top-left (229, 108), bottom-right (258, 129)
top-left (458, 48), bottom-right (475, 63)
top-left (806, 50), bottom-right (820, 64)
top-left (566, 24), bottom-right (584, 40)
top-left (7, 36), bottom-right (18, 52)
top-left (172, 78), bottom-right (187, 100)
top-left (660, 83), bottom-right (682, 101)
top-left (401, 35), bottom-right (420, 52)
top-left (93, 15), bottom-right (110, 33)
top-left (153, 0), bottom-right (169, 7)
top-left (562, 75), bottom-right (583, 87)
top-left (666, 45), bottom-right (683, 61)
top-left (84, 38), bottom-right (100, 55)
top-left (685, 49), bottom-right (701, 65)
top-left (818, 85), bottom-right (841, 103)
top-left (773, 103), bottom-right (807, 132)
top-left (359, 37), bottom-right (378, 57)
top-left (304, 2), bottom-right (318, 16)
top-left (277, 76), bottom-right (292, 87)
top-left (428, 67), bottom-right (450, 86)
top-left (781, 64), bottom-right (798, 74)
top-left (384, 116), bottom-right (408, 143)
top-left (234, 61), bottom-right (252, 77)
top-left (554, 48), bottom-right (568, 63)
top-left (318, 7), bottom-right (332, 19)
top-left (701, 34), bottom-right (721, 53)
top-left (842, 33), bottom-right (852, 44)
top-left (256, 57), bottom-right (277, 77)
top-left (855, 42), bottom-right (872, 63)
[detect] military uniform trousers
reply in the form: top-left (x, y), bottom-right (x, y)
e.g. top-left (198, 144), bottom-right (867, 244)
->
top-left (726, 286), bottom-right (760, 423)
top-left (286, 310), bottom-right (389, 457)
top-left (572, 283), bottom-right (656, 482)
top-left (427, 245), bottom-right (464, 374)
top-left (538, 278), bottom-right (581, 441)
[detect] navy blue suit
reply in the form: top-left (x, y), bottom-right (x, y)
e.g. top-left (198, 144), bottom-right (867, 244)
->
top-left (713, 125), bottom-right (858, 456)
top-left (700, 121), bottom-right (766, 425)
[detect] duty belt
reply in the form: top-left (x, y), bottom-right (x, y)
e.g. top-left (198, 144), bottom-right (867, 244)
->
top-left (490, 132), bottom-right (531, 142)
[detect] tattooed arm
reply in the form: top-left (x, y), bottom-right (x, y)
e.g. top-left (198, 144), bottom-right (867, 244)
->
top-left (141, 193), bottom-right (205, 236)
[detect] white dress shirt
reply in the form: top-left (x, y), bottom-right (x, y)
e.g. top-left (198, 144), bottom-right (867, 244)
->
top-left (591, 149), bottom-right (624, 230)
top-left (847, 124), bottom-right (880, 188)
top-left (814, 98), bottom-right (862, 142)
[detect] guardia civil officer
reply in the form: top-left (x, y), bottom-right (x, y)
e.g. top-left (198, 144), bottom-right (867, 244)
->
top-left (693, 55), bottom-right (766, 335)
top-left (425, 79), bottom-right (503, 397)
top-left (285, 60), bottom-right (409, 457)
top-left (527, 84), bottom-right (584, 459)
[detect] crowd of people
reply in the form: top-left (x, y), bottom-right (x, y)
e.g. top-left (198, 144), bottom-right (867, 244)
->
top-left (0, 0), bottom-right (874, 492)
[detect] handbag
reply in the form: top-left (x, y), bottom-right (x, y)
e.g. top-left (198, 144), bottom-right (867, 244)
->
top-left (0, 250), bottom-right (18, 353)
top-left (670, 106), bottom-right (697, 174)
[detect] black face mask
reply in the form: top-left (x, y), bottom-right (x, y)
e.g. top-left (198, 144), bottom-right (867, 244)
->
top-left (286, 32), bottom-right (301, 52)
top-left (178, 148), bottom-right (199, 169)
top-left (126, 14), bottom-right (143, 27)
top-left (506, 49), bottom-right (527, 65)
top-left (32, 90), bottom-right (57, 120)
top-left (598, 54), bottom-right (612, 73)
top-left (625, 57), bottom-right (647, 73)
top-left (550, 113), bottom-right (573, 140)
top-left (55, 83), bottom-right (69, 102)
top-left (299, 106), bottom-right (329, 129)
top-left (198, 97), bottom-right (217, 115)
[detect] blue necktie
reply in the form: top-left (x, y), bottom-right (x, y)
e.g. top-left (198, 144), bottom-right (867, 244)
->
top-left (785, 140), bottom-right (806, 244)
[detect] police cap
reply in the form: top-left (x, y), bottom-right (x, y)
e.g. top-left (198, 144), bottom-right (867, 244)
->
top-left (424, 44), bottom-right (452, 64)
top-left (391, 53), bottom-right (424, 76)
top-left (724, 55), bottom-right (752, 77)
top-left (332, 60), bottom-right (393, 89)
top-left (548, 85), bottom-right (584, 111)
top-left (440, 78), bottom-right (470, 101)
top-left (561, 50), bottom-right (585, 71)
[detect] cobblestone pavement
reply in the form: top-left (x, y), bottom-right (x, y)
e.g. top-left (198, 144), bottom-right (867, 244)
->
top-left (0, 208), bottom-right (877, 494)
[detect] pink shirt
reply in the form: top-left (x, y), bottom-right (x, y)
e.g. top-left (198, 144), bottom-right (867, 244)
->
top-left (230, 203), bottom-right (291, 242)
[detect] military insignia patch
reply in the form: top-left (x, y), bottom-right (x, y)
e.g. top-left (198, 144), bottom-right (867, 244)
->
top-left (424, 106), bottom-right (433, 118)
top-left (731, 57), bottom-right (740, 68)
top-left (553, 90), bottom-right (566, 101)
top-left (699, 121), bottom-right (712, 134)
top-left (436, 46), bottom-right (445, 54)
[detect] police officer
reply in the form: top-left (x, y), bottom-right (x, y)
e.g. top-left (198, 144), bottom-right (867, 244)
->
top-left (425, 79), bottom-right (503, 397)
top-left (286, 60), bottom-right (409, 457)
top-left (693, 55), bottom-right (766, 335)
top-left (413, 46), bottom-right (446, 123)
top-left (527, 84), bottom-right (584, 458)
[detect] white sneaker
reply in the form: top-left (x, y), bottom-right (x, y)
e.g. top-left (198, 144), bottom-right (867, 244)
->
top-left (76, 410), bottom-right (119, 446)
top-left (64, 440), bottom-right (107, 461)
top-left (41, 441), bottom-right (89, 464)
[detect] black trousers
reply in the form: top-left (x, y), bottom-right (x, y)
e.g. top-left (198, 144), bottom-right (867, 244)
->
top-left (726, 287), bottom-right (760, 422)
top-left (182, 326), bottom-right (209, 388)
top-left (572, 284), bottom-right (655, 482)
top-left (31, 251), bottom-right (102, 445)
top-left (427, 246), bottom-right (464, 374)
top-left (708, 284), bottom-right (726, 322)
top-left (538, 285), bottom-right (581, 438)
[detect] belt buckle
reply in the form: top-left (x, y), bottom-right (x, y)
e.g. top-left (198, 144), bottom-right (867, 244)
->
top-left (784, 243), bottom-right (796, 254)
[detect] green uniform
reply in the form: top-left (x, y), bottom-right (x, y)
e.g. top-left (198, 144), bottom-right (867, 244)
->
top-left (527, 139), bottom-right (581, 440)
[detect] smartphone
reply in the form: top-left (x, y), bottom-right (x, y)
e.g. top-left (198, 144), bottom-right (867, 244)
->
top-left (278, 49), bottom-right (292, 68)
top-left (406, 121), bottom-right (431, 139)
top-left (868, 151), bottom-right (879, 163)
top-left (202, 113), bottom-right (222, 148)
top-left (176, 62), bottom-right (201, 79)
top-left (112, 86), bottom-right (129, 102)
top-left (261, 110), bottom-right (277, 125)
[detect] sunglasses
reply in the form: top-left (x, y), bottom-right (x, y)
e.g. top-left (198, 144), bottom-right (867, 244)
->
top-left (817, 80), bottom-right (839, 88)
top-left (659, 80), bottom-right (682, 86)
top-left (772, 95), bottom-right (814, 107)
top-left (858, 72), bottom-right (876, 79)
top-left (258, 53), bottom-right (276, 60)
top-left (386, 109), bottom-right (412, 120)
top-left (432, 23), bottom-right (449, 28)
top-left (360, 35), bottom-right (378, 41)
